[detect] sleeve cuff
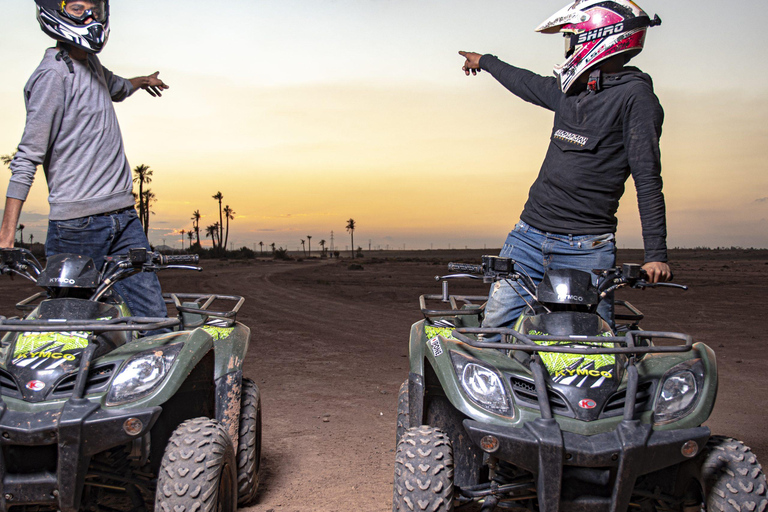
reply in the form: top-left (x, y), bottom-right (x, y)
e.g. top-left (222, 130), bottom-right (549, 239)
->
top-left (6, 181), bottom-right (31, 202)
top-left (478, 54), bottom-right (498, 72)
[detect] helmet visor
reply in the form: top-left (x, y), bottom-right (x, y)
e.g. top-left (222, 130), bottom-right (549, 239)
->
top-left (60, 0), bottom-right (107, 24)
top-left (564, 32), bottom-right (578, 59)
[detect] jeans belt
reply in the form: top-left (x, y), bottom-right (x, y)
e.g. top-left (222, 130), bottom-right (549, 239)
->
top-left (94, 206), bottom-right (134, 217)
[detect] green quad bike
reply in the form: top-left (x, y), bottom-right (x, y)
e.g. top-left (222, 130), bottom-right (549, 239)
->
top-left (0, 248), bottom-right (261, 512)
top-left (393, 256), bottom-right (767, 512)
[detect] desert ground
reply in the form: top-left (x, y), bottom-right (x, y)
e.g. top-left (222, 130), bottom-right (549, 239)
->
top-left (1, 248), bottom-right (766, 511)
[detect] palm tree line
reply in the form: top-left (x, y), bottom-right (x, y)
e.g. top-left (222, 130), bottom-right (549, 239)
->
top-left (6, 152), bottom-right (361, 258)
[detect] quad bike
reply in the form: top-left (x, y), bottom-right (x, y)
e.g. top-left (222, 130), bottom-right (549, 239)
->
top-left (393, 256), bottom-right (767, 512)
top-left (0, 248), bottom-right (261, 512)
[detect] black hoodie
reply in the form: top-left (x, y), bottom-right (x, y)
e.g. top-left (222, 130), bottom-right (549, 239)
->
top-left (479, 54), bottom-right (667, 263)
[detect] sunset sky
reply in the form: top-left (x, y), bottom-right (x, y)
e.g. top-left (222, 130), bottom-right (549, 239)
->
top-left (1, 0), bottom-right (766, 252)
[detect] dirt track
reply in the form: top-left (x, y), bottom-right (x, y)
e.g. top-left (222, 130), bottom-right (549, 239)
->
top-left (1, 249), bottom-right (765, 511)
top-left (158, 249), bottom-right (768, 512)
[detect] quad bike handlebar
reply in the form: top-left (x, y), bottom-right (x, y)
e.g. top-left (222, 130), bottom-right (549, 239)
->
top-left (157, 253), bottom-right (200, 265)
top-left (0, 249), bottom-right (232, 332)
top-left (595, 263), bottom-right (688, 297)
top-left (0, 247), bottom-right (43, 284)
top-left (444, 257), bottom-right (688, 294)
top-left (0, 247), bottom-right (203, 304)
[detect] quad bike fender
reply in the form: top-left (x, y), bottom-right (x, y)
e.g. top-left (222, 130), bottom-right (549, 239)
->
top-left (210, 322), bottom-right (251, 447)
top-left (407, 321), bottom-right (428, 376)
top-left (215, 369), bottom-right (243, 448)
top-left (209, 322), bottom-right (251, 382)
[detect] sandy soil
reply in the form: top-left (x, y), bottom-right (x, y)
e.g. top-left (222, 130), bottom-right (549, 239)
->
top-left (1, 249), bottom-right (766, 511)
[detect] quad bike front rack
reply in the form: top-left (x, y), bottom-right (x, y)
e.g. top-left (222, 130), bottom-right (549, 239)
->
top-left (167, 293), bottom-right (245, 329)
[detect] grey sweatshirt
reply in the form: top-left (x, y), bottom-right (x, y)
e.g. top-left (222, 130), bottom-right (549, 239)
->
top-left (8, 47), bottom-right (137, 220)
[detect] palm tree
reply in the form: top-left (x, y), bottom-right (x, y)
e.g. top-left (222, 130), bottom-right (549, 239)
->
top-left (319, 239), bottom-right (326, 256)
top-left (307, 235), bottom-right (312, 257)
top-left (180, 229), bottom-right (186, 250)
top-left (259, 241), bottom-right (264, 255)
top-left (132, 165), bottom-right (153, 230)
top-left (16, 224), bottom-right (25, 245)
top-left (1, 151), bottom-right (16, 167)
top-left (187, 231), bottom-right (194, 248)
top-left (346, 218), bottom-right (356, 258)
top-left (223, 205), bottom-right (235, 251)
top-left (191, 210), bottom-right (202, 246)
top-left (205, 224), bottom-right (218, 249)
top-left (270, 242), bottom-right (276, 254)
top-left (29, 233), bottom-right (34, 245)
top-left (141, 189), bottom-right (156, 237)
top-left (213, 222), bottom-right (221, 249)
top-left (212, 192), bottom-right (224, 247)
top-left (300, 239), bottom-right (306, 256)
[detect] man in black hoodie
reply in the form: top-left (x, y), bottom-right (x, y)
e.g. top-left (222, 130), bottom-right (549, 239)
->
top-left (461, 0), bottom-right (671, 329)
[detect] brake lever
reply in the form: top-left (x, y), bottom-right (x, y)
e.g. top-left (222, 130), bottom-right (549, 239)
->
top-left (160, 265), bottom-right (203, 272)
top-left (435, 274), bottom-right (483, 281)
top-left (646, 282), bottom-right (688, 291)
top-left (632, 280), bottom-right (688, 291)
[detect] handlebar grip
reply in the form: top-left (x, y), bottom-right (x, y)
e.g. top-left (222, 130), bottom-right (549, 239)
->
top-left (447, 262), bottom-right (483, 274)
top-left (159, 254), bottom-right (200, 265)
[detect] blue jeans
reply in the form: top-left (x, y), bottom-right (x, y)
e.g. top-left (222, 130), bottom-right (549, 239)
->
top-left (45, 208), bottom-right (167, 319)
top-left (482, 221), bottom-right (616, 330)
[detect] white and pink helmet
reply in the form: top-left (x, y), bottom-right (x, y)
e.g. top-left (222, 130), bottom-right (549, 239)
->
top-left (536, 0), bottom-right (661, 93)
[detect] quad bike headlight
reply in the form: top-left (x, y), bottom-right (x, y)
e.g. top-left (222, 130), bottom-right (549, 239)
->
top-left (106, 343), bottom-right (183, 406)
top-left (653, 359), bottom-right (705, 425)
top-left (450, 351), bottom-right (512, 416)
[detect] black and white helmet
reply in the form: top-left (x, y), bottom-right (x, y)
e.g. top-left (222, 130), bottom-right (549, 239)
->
top-left (35, 0), bottom-right (110, 54)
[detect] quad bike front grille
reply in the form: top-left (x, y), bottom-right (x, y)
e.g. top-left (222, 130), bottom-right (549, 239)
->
top-left (509, 377), bottom-right (571, 414)
top-left (0, 367), bottom-right (21, 398)
top-left (602, 381), bottom-right (655, 415)
top-left (508, 376), bottom-right (656, 419)
top-left (49, 363), bottom-right (118, 398)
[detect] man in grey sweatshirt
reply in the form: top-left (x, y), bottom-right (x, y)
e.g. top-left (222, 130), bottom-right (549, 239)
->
top-left (0, 0), bottom-right (170, 320)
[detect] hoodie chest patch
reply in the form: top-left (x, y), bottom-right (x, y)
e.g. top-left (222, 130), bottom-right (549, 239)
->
top-left (553, 129), bottom-right (590, 147)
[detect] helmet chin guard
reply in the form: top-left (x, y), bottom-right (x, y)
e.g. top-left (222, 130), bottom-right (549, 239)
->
top-left (35, 0), bottom-right (110, 54)
top-left (536, 0), bottom-right (660, 93)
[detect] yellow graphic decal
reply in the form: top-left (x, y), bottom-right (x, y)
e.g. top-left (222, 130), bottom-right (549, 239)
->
top-left (528, 330), bottom-right (615, 378)
top-left (14, 331), bottom-right (90, 357)
top-left (202, 325), bottom-right (234, 340)
top-left (424, 325), bottom-right (457, 340)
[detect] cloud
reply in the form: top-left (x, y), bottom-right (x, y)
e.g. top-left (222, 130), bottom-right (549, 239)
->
top-left (755, 197), bottom-right (767, 204)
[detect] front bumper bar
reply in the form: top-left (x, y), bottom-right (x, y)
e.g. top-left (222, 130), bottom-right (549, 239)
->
top-left (0, 398), bottom-right (161, 512)
top-left (464, 418), bottom-right (710, 512)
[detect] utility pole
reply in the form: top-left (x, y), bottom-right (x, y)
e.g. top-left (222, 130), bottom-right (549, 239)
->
top-left (330, 231), bottom-right (334, 254)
